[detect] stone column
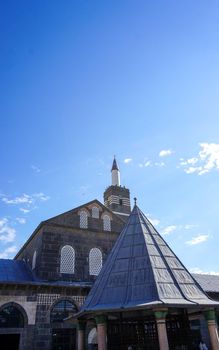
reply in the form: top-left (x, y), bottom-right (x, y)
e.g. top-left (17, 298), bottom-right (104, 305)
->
top-left (77, 319), bottom-right (86, 350)
top-left (154, 309), bottom-right (169, 350)
top-left (95, 315), bottom-right (107, 350)
top-left (204, 310), bottom-right (219, 350)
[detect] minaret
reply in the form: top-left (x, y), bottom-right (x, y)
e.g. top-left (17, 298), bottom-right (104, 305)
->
top-left (104, 157), bottom-right (131, 221)
top-left (111, 156), bottom-right (120, 186)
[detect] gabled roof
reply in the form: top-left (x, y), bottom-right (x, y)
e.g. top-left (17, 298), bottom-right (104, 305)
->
top-left (193, 274), bottom-right (219, 293)
top-left (44, 199), bottom-right (125, 226)
top-left (15, 199), bottom-right (125, 259)
top-left (81, 205), bottom-right (217, 313)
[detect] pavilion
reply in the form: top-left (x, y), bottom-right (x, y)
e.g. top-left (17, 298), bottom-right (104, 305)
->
top-left (77, 203), bottom-right (219, 350)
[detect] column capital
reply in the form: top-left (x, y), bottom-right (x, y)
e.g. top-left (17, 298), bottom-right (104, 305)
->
top-left (204, 309), bottom-right (216, 321)
top-left (95, 314), bottom-right (107, 325)
top-left (154, 308), bottom-right (168, 320)
top-left (77, 319), bottom-right (86, 331)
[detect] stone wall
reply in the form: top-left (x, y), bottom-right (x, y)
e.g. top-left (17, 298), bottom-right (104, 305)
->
top-left (0, 285), bottom-right (88, 350)
top-left (38, 224), bottom-right (120, 281)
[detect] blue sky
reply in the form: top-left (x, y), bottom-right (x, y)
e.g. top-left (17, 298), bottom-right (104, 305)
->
top-left (1, 0), bottom-right (219, 274)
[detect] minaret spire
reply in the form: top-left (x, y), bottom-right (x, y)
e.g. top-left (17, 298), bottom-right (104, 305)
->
top-left (111, 156), bottom-right (120, 186)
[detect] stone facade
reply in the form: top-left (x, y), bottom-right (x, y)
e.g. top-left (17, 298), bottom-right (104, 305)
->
top-left (15, 200), bottom-right (123, 282)
top-left (0, 199), bottom-right (125, 350)
top-left (0, 283), bottom-right (90, 350)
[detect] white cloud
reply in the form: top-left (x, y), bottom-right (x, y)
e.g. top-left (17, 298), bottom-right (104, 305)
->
top-left (0, 246), bottom-right (17, 259)
top-left (2, 194), bottom-right (33, 205)
top-left (161, 225), bottom-right (177, 235)
top-left (159, 149), bottom-right (173, 157)
top-left (139, 161), bottom-right (151, 168)
top-left (186, 234), bottom-right (209, 245)
top-left (19, 208), bottom-right (30, 214)
top-left (139, 160), bottom-right (165, 168)
top-left (184, 166), bottom-right (202, 174)
top-left (124, 158), bottom-right (132, 164)
top-left (0, 218), bottom-right (16, 243)
top-left (184, 224), bottom-right (198, 230)
top-left (33, 193), bottom-right (50, 201)
top-left (180, 143), bottom-right (219, 175)
top-left (16, 218), bottom-right (26, 224)
top-left (148, 218), bottom-right (160, 226)
top-left (187, 157), bottom-right (199, 165)
top-left (154, 162), bottom-right (165, 167)
top-left (190, 267), bottom-right (219, 276)
top-left (31, 165), bottom-right (41, 173)
top-left (2, 192), bottom-right (50, 205)
top-left (2, 192), bottom-right (50, 214)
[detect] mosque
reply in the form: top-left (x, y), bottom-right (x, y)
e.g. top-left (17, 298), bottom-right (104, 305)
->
top-left (0, 158), bottom-right (218, 350)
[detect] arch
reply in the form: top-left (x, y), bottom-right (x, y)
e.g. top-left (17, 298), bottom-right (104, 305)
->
top-left (91, 206), bottom-right (99, 219)
top-left (89, 248), bottom-right (102, 276)
top-left (60, 245), bottom-right (75, 274)
top-left (79, 210), bottom-right (88, 229)
top-left (103, 214), bottom-right (111, 231)
top-left (88, 327), bottom-right (97, 344)
top-left (0, 302), bottom-right (28, 328)
top-left (50, 299), bottom-right (78, 323)
top-left (32, 250), bottom-right (36, 270)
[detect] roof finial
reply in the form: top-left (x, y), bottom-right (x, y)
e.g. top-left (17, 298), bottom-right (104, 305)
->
top-left (134, 197), bottom-right (137, 206)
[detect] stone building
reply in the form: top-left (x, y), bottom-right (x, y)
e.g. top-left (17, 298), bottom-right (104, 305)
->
top-left (0, 158), bottom-right (218, 350)
top-left (0, 158), bottom-right (130, 350)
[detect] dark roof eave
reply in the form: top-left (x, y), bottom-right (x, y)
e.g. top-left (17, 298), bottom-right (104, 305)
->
top-left (77, 299), bottom-right (219, 319)
top-left (0, 280), bottom-right (93, 288)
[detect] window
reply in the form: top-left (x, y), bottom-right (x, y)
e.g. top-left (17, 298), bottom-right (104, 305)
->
top-left (60, 245), bottom-right (75, 274)
top-left (89, 248), bottom-right (102, 275)
top-left (32, 251), bottom-right (36, 270)
top-left (103, 214), bottom-right (111, 231)
top-left (92, 206), bottom-right (99, 218)
top-left (80, 210), bottom-right (88, 229)
top-left (0, 304), bottom-right (24, 328)
top-left (50, 300), bottom-right (77, 323)
top-left (119, 198), bottom-right (123, 206)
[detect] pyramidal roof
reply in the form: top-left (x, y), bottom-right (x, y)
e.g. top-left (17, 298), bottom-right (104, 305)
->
top-left (111, 157), bottom-right (119, 171)
top-left (81, 205), bottom-right (217, 313)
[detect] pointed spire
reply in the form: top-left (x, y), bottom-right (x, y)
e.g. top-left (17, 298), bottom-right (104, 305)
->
top-left (111, 156), bottom-right (119, 171)
top-left (111, 156), bottom-right (120, 186)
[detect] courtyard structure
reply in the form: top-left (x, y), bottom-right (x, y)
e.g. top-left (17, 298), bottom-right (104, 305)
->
top-left (78, 203), bottom-right (219, 350)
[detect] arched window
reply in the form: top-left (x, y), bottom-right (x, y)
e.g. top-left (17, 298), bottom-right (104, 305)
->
top-left (50, 300), bottom-right (77, 323)
top-left (80, 210), bottom-right (88, 229)
top-left (60, 245), bottom-right (75, 274)
top-left (92, 206), bottom-right (99, 218)
top-left (0, 304), bottom-right (24, 328)
top-left (32, 251), bottom-right (36, 270)
top-left (103, 214), bottom-right (111, 231)
top-left (89, 248), bottom-right (102, 275)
